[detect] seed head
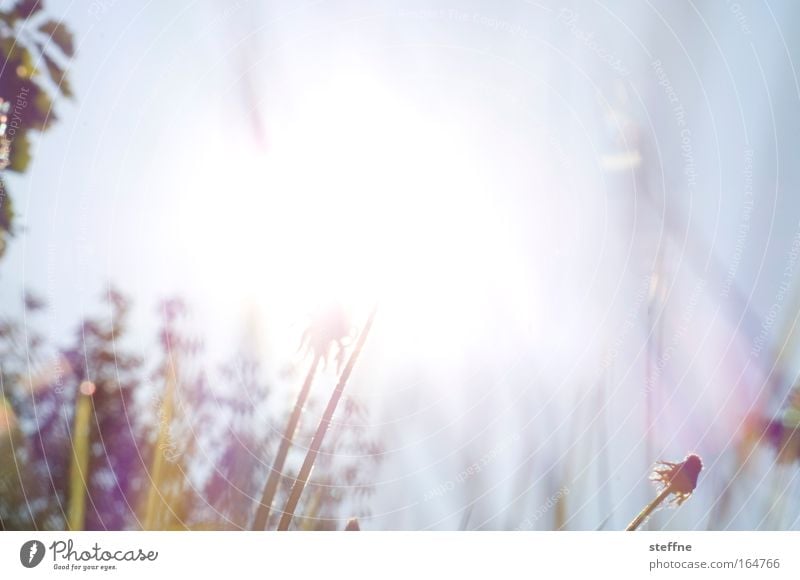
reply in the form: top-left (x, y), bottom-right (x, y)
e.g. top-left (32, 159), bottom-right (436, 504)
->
top-left (651, 453), bottom-right (703, 506)
top-left (300, 302), bottom-right (351, 369)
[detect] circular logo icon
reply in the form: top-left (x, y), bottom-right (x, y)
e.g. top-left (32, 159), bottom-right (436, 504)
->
top-left (19, 540), bottom-right (45, 568)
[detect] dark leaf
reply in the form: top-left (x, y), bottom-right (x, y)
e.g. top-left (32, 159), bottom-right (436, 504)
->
top-left (41, 52), bottom-right (73, 98)
top-left (0, 180), bottom-right (12, 258)
top-left (38, 20), bottom-right (74, 57)
top-left (8, 130), bottom-right (30, 172)
top-left (33, 87), bottom-right (55, 130)
top-left (11, 0), bottom-right (42, 20)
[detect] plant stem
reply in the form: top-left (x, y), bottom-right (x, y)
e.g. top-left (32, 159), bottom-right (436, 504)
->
top-left (251, 354), bottom-right (321, 530)
top-left (67, 391), bottom-right (92, 531)
top-left (626, 485), bottom-right (672, 531)
top-left (277, 306), bottom-right (377, 531)
top-left (142, 360), bottom-right (177, 530)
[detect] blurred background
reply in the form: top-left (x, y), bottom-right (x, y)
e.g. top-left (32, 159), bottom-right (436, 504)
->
top-left (2, 0), bottom-right (800, 530)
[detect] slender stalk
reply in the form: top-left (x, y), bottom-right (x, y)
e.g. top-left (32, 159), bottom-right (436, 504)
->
top-left (626, 485), bottom-right (671, 531)
top-left (277, 306), bottom-right (377, 531)
top-left (251, 354), bottom-right (321, 530)
top-left (143, 361), bottom-right (177, 530)
top-left (67, 388), bottom-right (93, 531)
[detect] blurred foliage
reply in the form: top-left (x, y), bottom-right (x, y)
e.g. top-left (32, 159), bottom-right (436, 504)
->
top-left (0, 290), bottom-right (64, 529)
top-left (0, 3), bottom-right (383, 531)
top-left (63, 289), bottom-right (143, 530)
top-left (0, 0), bottom-right (75, 257)
top-left (0, 289), bottom-right (381, 530)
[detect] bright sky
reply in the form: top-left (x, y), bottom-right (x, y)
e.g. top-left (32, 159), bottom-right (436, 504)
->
top-left (3, 0), bottom-right (800, 529)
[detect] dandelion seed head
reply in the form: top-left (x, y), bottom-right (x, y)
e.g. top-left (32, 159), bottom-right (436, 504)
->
top-left (651, 453), bottom-right (703, 506)
top-left (300, 302), bottom-right (352, 368)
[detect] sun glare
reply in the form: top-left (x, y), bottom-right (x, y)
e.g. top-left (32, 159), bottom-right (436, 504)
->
top-left (179, 71), bottom-right (531, 354)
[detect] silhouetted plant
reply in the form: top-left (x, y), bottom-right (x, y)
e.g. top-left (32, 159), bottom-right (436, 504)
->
top-left (626, 454), bottom-right (703, 531)
top-left (288, 395), bottom-right (382, 531)
top-left (189, 354), bottom-right (274, 529)
top-left (0, 0), bottom-right (75, 256)
top-left (140, 298), bottom-right (202, 530)
top-left (0, 291), bottom-right (65, 530)
top-left (61, 288), bottom-right (143, 530)
top-left (278, 306), bottom-right (377, 530)
top-left (252, 302), bottom-right (351, 530)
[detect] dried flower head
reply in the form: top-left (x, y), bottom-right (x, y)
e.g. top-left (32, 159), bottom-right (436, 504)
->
top-left (300, 302), bottom-right (352, 369)
top-left (626, 453), bottom-right (704, 531)
top-left (651, 453), bottom-right (703, 506)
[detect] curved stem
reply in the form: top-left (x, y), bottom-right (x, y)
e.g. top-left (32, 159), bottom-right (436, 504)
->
top-left (277, 306), bottom-right (377, 531)
top-left (251, 354), bottom-right (321, 530)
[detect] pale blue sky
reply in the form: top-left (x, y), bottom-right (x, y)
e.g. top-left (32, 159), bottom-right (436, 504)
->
top-left (4, 0), bottom-right (800, 529)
